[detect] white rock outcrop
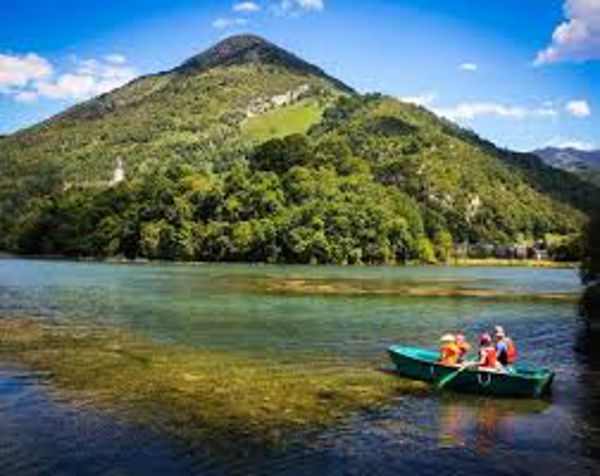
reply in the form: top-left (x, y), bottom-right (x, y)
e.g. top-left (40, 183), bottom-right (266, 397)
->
top-left (246, 84), bottom-right (311, 117)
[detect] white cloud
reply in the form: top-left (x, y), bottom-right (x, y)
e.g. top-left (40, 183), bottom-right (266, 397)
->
top-left (398, 93), bottom-right (562, 123)
top-left (36, 74), bottom-right (98, 100)
top-left (544, 136), bottom-right (596, 150)
top-left (75, 58), bottom-right (136, 80)
top-left (294, 0), bottom-right (324, 10)
top-left (280, 0), bottom-right (324, 13)
top-left (0, 53), bottom-right (53, 87)
top-left (535, 0), bottom-right (600, 65)
top-left (459, 62), bottom-right (478, 72)
top-left (233, 1), bottom-right (260, 12)
top-left (399, 92), bottom-right (437, 107)
top-left (104, 54), bottom-right (127, 64)
top-left (0, 53), bottom-right (136, 102)
top-left (212, 17), bottom-right (249, 29)
top-left (566, 99), bottom-right (591, 116)
top-left (33, 56), bottom-right (136, 100)
top-left (13, 90), bottom-right (38, 103)
top-left (434, 101), bottom-right (558, 120)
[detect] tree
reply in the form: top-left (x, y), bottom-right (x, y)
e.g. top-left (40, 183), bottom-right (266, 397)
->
top-left (417, 237), bottom-right (437, 264)
top-left (249, 134), bottom-right (311, 174)
top-left (433, 229), bottom-right (453, 263)
top-left (582, 211), bottom-right (600, 285)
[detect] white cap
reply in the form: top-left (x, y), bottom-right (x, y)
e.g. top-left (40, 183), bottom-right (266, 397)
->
top-left (440, 333), bottom-right (455, 343)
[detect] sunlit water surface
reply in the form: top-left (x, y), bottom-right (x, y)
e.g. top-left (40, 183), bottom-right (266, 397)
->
top-left (0, 259), bottom-right (598, 475)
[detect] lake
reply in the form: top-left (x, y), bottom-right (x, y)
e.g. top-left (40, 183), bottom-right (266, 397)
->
top-left (0, 258), bottom-right (598, 475)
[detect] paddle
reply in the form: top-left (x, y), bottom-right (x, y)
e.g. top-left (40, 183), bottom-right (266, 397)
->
top-left (435, 363), bottom-right (471, 391)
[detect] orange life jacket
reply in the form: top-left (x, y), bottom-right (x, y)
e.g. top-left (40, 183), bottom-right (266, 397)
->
top-left (505, 338), bottom-right (517, 364)
top-left (440, 343), bottom-right (460, 365)
top-left (457, 341), bottom-right (471, 359)
top-left (480, 346), bottom-right (497, 368)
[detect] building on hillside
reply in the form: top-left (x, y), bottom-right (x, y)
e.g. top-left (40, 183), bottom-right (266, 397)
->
top-left (455, 242), bottom-right (550, 260)
top-left (110, 158), bottom-right (125, 186)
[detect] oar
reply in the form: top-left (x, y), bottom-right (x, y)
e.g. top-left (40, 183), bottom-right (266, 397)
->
top-left (435, 364), bottom-right (471, 391)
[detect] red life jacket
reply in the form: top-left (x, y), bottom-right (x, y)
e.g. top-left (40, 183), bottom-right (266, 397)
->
top-left (505, 338), bottom-right (517, 364)
top-left (480, 346), bottom-right (497, 368)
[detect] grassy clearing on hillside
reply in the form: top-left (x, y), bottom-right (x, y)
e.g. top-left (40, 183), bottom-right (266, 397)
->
top-left (242, 100), bottom-right (324, 141)
top-left (0, 318), bottom-right (426, 446)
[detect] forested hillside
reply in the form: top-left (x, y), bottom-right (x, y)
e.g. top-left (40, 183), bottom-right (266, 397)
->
top-left (0, 35), bottom-right (596, 264)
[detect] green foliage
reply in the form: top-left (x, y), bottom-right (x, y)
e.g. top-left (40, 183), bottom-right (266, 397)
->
top-left (8, 160), bottom-right (431, 264)
top-left (433, 229), bottom-right (453, 262)
top-left (582, 210), bottom-right (600, 284)
top-left (545, 233), bottom-right (583, 262)
top-left (416, 237), bottom-right (437, 264)
top-left (310, 95), bottom-right (591, 243)
top-left (249, 134), bottom-right (312, 174)
top-left (0, 46), bottom-right (596, 265)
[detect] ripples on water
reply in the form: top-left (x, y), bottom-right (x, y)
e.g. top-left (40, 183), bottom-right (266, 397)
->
top-left (0, 259), bottom-right (598, 475)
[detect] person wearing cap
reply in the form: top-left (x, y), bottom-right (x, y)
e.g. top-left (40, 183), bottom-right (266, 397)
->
top-left (494, 326), bottom-right (517, 366)
top-left (455, 333), bottom-right (471, 363)
top-left (438, 333), bottom-right (460, 366)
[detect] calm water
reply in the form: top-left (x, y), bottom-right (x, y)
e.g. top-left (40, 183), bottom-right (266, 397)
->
top-left (0, 258), bottom-right (598, 475)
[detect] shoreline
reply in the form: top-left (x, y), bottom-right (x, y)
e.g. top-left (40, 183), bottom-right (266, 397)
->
top-left (0, 253), bottom-right (580, 269)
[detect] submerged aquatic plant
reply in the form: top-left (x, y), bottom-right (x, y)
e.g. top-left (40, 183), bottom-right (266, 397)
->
top-left (0, 318), bottom-right (426, 446)
top-left (233, 276), bottom-right (578, 302)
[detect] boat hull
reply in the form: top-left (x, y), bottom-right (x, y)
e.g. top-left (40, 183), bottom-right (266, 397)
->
top-left (388, 345), bottom-right (553, 398)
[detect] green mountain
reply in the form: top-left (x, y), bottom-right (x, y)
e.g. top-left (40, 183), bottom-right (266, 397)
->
top-left (0, 35), bottom-right (595, 263)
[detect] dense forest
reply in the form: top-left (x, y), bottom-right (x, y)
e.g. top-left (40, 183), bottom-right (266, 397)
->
top-left (0, 35), bottom-right (596, 264)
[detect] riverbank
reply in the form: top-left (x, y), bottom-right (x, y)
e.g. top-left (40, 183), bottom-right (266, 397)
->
top-left (0, 318), bottom-right (426, 447)
top-left (0, 253), bottom-right (579, 269)
top-left (446, 258), bottom-right (578, 268)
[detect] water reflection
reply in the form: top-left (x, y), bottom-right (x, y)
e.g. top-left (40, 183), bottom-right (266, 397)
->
top-left (437, 395), bottom-right (547, 452)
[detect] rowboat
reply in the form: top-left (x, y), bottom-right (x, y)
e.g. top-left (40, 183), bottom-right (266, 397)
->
top-left (387, 345), bottom-right (554, 398)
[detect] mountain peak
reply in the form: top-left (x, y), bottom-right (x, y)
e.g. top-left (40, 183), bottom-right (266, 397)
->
top-left (178, 34), bottom-right (353, 91)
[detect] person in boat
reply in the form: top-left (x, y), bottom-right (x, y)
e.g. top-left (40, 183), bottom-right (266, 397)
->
top-left (494, 326), bottom-right (517, 367)
top-left (455, 333), bottom-right (471, 362)
top-left (474, 333), bottom-right (503, 371)
top-left (439, 333), bottom-right (460, 366)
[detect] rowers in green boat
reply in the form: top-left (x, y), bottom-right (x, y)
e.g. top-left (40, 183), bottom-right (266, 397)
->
top-left (387, 331), bottom-right (554, 398)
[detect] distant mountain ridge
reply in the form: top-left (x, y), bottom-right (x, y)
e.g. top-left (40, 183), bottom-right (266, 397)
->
top-left (533, 147), bottom-right (600, 169)
top-left (533, 146), bottom-right (600, 187)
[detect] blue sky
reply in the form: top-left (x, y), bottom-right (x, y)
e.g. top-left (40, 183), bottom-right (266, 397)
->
top-left (1, 0), bottom-right (598, 151)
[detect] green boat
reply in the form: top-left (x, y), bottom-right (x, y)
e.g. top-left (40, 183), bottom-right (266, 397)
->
top-left (387, 345), bottom-right (554, 398)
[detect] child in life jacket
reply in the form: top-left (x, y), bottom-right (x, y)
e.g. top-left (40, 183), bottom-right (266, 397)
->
top-left (439, 334), bottom-right (460, 366)
top-left (494, 325), bottom-right (517, 366)
top-left (455, 333), bottom-right (471, 363)
top-left (476, 333), bottom-right (502, 371)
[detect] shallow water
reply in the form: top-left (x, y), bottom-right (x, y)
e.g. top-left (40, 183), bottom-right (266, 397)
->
top-left (0, 259), bottom-right (598, 475)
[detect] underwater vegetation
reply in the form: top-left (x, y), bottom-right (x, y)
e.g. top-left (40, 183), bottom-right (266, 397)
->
top-left (0, 318), bottom-right (427, 447)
